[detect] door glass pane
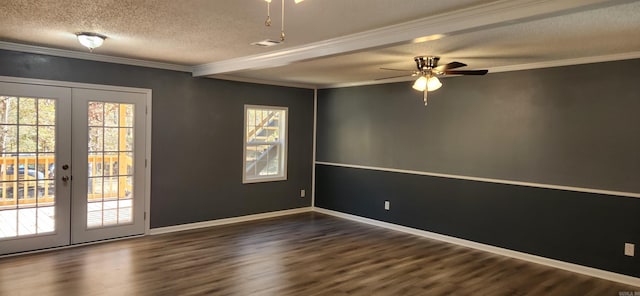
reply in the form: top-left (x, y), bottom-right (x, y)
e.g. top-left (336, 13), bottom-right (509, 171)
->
top-left (38, 126), bottom-right (55, 152)
top-left (18, 126), bottom-right (37, 152)
top-left (87, 102), bottom-right (134, 228)
top-left (88, 127), bottom-right (103, 152)
top-left (88, 102), bottom-right (104, 126)
top-left (104, 128), bottom-right (119, 151)
top-left (102, 153), bottom-right (116, 176)
top-left (38, 99), bottom-right (55, 125)
top-left (0, 96), bottom-right (56, 239)
top-left (104, 103), bottom-right (119, 127)
top-left (0, 125), bottom-right (17, 152)
top-left (18, 98), bottom-right (37, 125)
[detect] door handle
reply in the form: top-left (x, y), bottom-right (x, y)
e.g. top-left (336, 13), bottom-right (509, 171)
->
top-left (61, 176), bottom-right (70, 182)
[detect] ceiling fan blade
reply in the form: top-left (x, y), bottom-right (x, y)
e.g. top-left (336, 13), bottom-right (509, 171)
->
top-left (380, 67), bottom-right (415, 72)
top-left (433, 61), bottom-right (467, 72)
top-left (444, 69), bottom-right (488, 75)
top-left (375, 74), bottom-right (414, 81)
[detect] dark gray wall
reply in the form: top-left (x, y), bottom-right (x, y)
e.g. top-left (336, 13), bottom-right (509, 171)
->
top-left (318, 59), bottom-right (640, 193)
top-left (315, 165), bottom-right (640, 277)
top-left (0, 49), bottom-right (314, 228)
top-left (315, 59), bottom-right (640, 277)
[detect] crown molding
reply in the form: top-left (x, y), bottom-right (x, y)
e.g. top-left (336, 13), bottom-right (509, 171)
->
top-left (320, 51), bottom-right (640, 89)
top-left (0, 41), bottom-right (192, 72)
top-left (487, 51), bottom-right (640, 73)
top-left (321, 77), bottom-right (413, 89)
top-left (192, 0), bottom-right (632, 77)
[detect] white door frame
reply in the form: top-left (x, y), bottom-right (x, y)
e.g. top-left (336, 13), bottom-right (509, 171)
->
top-left (0, 76), bottom-right (152, 235)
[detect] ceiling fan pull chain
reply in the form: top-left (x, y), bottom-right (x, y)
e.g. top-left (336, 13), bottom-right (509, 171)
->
top-left (423, 90), bottom-right (428, 106)
top-left (280, 0), bottom-right (286, 41)
top-left (265, 1), bottom-right (272, 26)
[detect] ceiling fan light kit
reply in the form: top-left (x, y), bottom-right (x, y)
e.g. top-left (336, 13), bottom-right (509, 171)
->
top-left (412, 76), bottom-right (428, 91)
top-left (412, 75), bottom-right (442, 92)
top-left (426, 76), bottom-right (442, 91)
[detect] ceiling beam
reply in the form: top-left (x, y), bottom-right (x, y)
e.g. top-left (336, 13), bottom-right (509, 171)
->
top-left (192, 0), bottom-right (632, 77)
top-left (209, 74), bottom-right (316, 89)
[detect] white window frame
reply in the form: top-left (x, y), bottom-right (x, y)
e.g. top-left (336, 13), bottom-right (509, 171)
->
top-left (242, 105), bottom-right (288, 183)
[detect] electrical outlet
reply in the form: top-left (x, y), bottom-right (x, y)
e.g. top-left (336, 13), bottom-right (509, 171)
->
top-left (300, 189), bottom-right (305, 198)
top-left (384, 200), bottom-right (390, 211)
top-left (624, 243), bottom-right (635, 257)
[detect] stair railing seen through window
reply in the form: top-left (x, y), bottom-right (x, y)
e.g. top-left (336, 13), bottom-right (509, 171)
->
top-left (243, 105), bottom-right (288, 183)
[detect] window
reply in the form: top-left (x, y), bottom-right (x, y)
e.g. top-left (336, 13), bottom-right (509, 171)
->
top-left (243, 105), bottom-right (287, 183)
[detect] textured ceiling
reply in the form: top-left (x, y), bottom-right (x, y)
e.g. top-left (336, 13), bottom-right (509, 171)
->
top-left (225, 1), bottom-right (640, 86)
top-left (0, 0), bottom-right (639, 87)
top-left (0, 0), bottom-right (494, 65)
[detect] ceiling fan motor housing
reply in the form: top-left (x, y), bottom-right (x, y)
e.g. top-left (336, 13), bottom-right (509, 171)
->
top-left (414, 56), bottom-right (439, 71)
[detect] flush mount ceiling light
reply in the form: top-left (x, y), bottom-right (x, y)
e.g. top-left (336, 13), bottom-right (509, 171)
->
top-left (255, 0), bottom-right (305, 45)
top-left (76, 32), bottom-right (107, 51)
top-left (250, 39), bottom-right (283, 47)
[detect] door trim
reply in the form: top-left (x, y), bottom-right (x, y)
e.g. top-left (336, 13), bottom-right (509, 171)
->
top-left (0, 76), bottom-right (152, 235)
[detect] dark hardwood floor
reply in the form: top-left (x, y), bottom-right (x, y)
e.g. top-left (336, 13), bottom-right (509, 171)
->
top-left (0, 212), bottom-right (637, 295)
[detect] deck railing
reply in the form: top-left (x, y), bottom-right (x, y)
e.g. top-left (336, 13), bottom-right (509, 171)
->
top-left (0, 155), bottom-right (132, 208)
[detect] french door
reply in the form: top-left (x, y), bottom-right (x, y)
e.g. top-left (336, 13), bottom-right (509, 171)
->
top-left (0, 81), bottom-right (147, 255)
top-left (0, 82), bottom-right (71, 254)
top-left (71, 88), bottom-right (146, 244)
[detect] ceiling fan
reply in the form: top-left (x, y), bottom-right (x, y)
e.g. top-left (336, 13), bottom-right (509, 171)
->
top-left (379, 56), bottom-right (488, 106)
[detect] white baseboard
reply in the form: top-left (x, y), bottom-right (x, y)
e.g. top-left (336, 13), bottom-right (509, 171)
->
top-left (149, 207), bottom-right (313, 235)
top-left (313, 207), bottom-right (640, 287)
